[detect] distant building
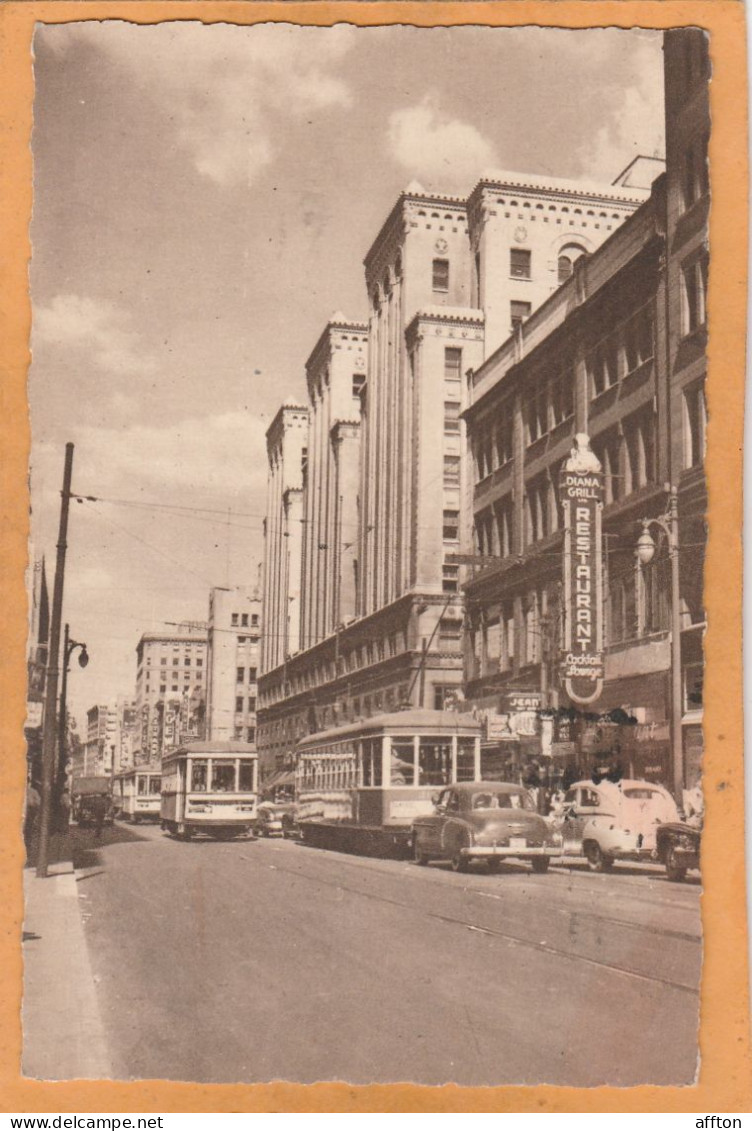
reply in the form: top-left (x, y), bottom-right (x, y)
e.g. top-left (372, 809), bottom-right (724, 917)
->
top-left (25, 556), bottom-right (49, 783)
top-left (260, 402), bottom-right (309, 675)
top-left (80, 703), bottom-right (119, 777)
top-left (205, 586), bottom-right (261, 743)
top-left (133, 625), bottom-right (208, 766)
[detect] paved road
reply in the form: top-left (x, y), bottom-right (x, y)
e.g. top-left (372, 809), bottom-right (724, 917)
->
top-left (74, 823), bottom-right (701, 1087)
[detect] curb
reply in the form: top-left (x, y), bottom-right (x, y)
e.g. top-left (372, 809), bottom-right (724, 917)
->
top-left (23, 862), bottom-right (113, 1080)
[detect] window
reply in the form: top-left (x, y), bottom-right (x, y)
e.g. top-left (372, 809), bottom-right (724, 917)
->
top-left (160, 684), bottom-right (166, 694)
top-left (231, 614), bottom-right (239, 626)
top-left (191, 760), bottom-right (208, 791)
top-left (236, 667), bottom-right (245, 683)
top-left (248, 667), bottom-right (257, 682)
top-left (681, 255), bottom-right (708, 335)
top-left (442, 563), bottom-right (460, 593)
top-left (590, 339), bottom-right (619, 396)
top-left (443, 509), bottom-right (460, 541)
top-left (684, 662), bottom-right (704, 713)
top-left (444, 347), bottom-right (462, 382)
top-left (432, 258), bottom-right (449, 292)
top-left (683, 381), bottom-right (707, 468)
top-left (682, 138), bottom-right (709, 212)
top-left (511, 300), bottom-right (531, 332)
top-left (241, 613), bottom-right (249, 627)
top-left (593, 431), bottom-right (622, 505)
top-left (438, 618), bottom-right (462, 650)
top-left (433, 685), bottom-right (455, 710)
top-left (495, 414), bottom-right (514, 467)
top-left (160, 657), bottom-right (167, 666)
top-left (624, 412), bottom-right (655, 493)
top-left (558, 244), bottom-right (587, 284)
top-left (419, 740), bottom-right (452, 786)
top-left (248, 697), bottom-right (256, 712)
top-left (525, 479), bottom-right (549, 545)
top-left (526, 378), bottom-right (548, 444)
top-left (444, 401), bottom-right (460, 434)
top-left (246, 726), bottom-right (256, 744)
top-left (239, 762), bottom-right (255, 791)
top-left (494, 497), bottom-right (514, 557)
top-left (211, 760), bottom-right (236, 791)
top-left (510, 248), bottom-right (531, 279)
top-left (443, 454), bottom-right (460, 487)
top-left (236, 696), bottom-right (244, 713)
top-left (238, 636), bottom-right (247, 644)
top-left (623, 307), bottom-right (654, 374)
top-left (550, 370), bottom-right (574, 427)
top-left (184, 657), bottom-right (191, 666)
top-left (172, 658), bottom-right (179, 666)
top-left (196, 658), bottom-right (203, 667)
top-left (352, 373), bottom-right (366, 399)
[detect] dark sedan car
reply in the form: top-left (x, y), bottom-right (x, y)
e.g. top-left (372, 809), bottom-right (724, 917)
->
top-left (655, 821), bottom-right (701, 881)
top-left (411, 781), bottom-right (560, 874)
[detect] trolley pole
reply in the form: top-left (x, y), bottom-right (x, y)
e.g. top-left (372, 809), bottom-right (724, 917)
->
top-left (36, 443), bottom-right (74, 879)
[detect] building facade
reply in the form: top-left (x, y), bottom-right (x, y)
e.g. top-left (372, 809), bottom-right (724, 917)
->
top-left (299, 315), bottom-right (367, 651)
top-left (205, 586), bottom-right (261, 743)
top-left (460, 28), bottom-right (708, 792)
top-left (257, 168), bottom-right (653, 778)
top-left (133, 625), bottom-right (208, 766)
top-left (260, 401), bottom-right (309, 674)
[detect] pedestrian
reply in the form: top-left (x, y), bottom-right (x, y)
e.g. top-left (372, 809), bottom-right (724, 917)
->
top-left (23, 781), bottom-right (41, 861)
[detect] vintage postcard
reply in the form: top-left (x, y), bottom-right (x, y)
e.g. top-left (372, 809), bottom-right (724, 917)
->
top-left (1, 0), bottom-right (748, 1114)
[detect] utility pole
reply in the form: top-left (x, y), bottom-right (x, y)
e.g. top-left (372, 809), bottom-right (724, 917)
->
top-left (36, 443), bottom-right (74, 879)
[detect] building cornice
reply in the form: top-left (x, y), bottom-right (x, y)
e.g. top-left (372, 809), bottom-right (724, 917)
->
top-left (305, 318), bottom-right (368, 384)
top-left (265, 401), bottom-right (309, 454)
top-left (364, 189), bottom-right (467, 287)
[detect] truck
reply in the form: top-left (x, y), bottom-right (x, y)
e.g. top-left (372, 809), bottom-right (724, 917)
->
top-left (71, 776), bottom-right (114, 828)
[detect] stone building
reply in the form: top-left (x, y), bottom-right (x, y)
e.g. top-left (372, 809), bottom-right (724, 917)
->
top-left (460, 28), bottom-right (708, 792)
top-left (205, 586), bottom-right (261, 743)
top-left (257, 165), bottom-right (653, 776)
top-left (133, 625), bottom-right (207, 766)
top-left (260, 401), bottom-right (309, 675)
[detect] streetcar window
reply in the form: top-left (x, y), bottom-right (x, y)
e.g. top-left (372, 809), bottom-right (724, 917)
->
top-left (238, 761), bottom-right (255, 792)
top-left (391, 740), bottom-right (415, 786)
top-left (456, 738), bottom-right (476, 782)
top-left (191, 760), bottom-right (208, 791)
top-left (150, 776), bottom-right (161, 795)
top-left (211, 760), bottom-right (236, 792)
top-left (362, 738), bottom-right (382, 786)
top-left (137, 776), bottom-right (148, 796)
top-left (419, 739), bottom-right (452, 786)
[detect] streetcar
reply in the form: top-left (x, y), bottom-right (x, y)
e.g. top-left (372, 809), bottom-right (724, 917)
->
top-left (113, 769), bottom-right (162, 823)
top-left (294, 710), bottom-right (482, 856)
top-left (160, 741), bottom-right (258, 840)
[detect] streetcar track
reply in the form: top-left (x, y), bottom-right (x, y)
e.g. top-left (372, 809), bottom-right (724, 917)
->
top-left (242, 852), bottom-right (700, 997)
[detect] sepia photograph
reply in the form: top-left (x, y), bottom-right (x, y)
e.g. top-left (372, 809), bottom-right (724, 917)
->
top-left (19, 15), bottom-right (714, 1092)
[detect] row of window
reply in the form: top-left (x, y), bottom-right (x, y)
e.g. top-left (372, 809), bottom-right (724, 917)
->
top-left (236, 666), bottom-right (258, 684)
top-left (589, 306), bottom-right (654, 397)
top-left (509, 244), bottom-right (587, 284)
top-left (230, 612), bottom-right (260, 628)
top-left (235, 696), bottom-right (257, 714)
top-left (148, 655), bottom-right (204, 667)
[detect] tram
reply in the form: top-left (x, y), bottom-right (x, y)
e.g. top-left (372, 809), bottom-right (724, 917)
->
top-left (113, 768), bottom-right (162, 823)
top-left (160, 741), bottom-right (258, 840)
top-left (294, 710), bottom-right (482, 856)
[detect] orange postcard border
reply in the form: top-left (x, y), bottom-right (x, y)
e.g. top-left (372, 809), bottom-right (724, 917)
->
top-left (0, 0), bottom-right (748, 1114)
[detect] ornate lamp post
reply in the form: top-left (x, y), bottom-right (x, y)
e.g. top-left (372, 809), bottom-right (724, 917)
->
top-left (57, 623), bottom-right (89, 800)
top-left (635, 486), bottom-right (683, 804)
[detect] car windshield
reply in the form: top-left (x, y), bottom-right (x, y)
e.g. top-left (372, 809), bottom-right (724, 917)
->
top-left (623, 788), bottom-right (661, 801)
top-left (470, 790), bottom-right (535, 811)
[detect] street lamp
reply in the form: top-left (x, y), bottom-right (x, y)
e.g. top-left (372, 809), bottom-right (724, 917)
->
top-left (57, 623), bottom-right (89, 804)
top-left (635, 485), bottom-right (683, 805)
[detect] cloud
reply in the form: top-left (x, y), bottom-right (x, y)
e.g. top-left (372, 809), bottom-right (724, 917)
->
top-left (387, 96), bottom-right (497, 188)
top-left (33, 293), bottom-right (156, 379)
top-left (43, 22), bottom-right (356, 186)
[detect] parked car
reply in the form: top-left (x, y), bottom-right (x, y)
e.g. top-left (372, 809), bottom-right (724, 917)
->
top-left (555, 779), bottom-right (679, 872)
top-left (411, 781), bottom-right (560, 874)
top-left (256, 801), bottom-right (298, 838)
top-left (655, 820), bottom-right (701, 881)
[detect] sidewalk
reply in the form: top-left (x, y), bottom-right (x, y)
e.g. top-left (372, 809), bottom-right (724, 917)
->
top-left (23, 860), bottom-right (113, 1080)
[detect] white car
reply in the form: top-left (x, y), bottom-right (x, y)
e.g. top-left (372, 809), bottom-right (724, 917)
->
top-left (555, 779), bottom-right (679, 872)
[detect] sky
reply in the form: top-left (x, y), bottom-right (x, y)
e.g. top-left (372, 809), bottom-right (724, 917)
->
top-left (29, 21), bottom-right (666, 725)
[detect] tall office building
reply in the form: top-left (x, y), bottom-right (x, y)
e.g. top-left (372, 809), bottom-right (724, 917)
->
top-left (133, 625), bottom-right (208, 766)
top-left (205, 586), bottom-right (261, 743)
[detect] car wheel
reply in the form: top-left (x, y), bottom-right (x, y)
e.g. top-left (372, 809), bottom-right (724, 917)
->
top-left (585, 842), bottom-right (614, 872)
top-left (413, 837), bottom-right (429, 866)
top-left (486, 858), bottom-right (501, 874)
top-left (450, 849), bottom-right (469, 873)
top-left (531, 856), bottom-right (550, 874)
top-left (665, 846), bottom-right (687, 882)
